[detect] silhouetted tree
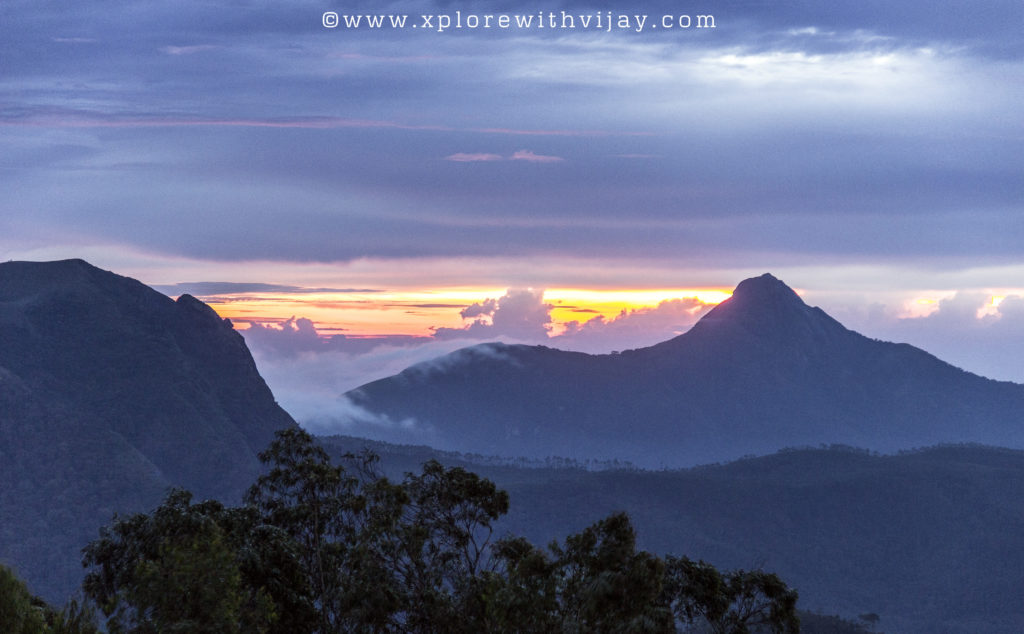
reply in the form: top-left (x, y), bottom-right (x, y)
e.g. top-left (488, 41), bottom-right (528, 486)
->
top-left (1, 563), bottom-right (98, 634)
top-left (662, 555), bottom-right (799, 633)
top-left (391, 460), bottom-right (509, 631)
top-left (81, 490), bottom-right (306, 633)
top-left (1, 563), bottom-right (48, 634)
top-left (81, 429), bottom-right (803, 633)
top-left (551, 512), bottom-right (674, 633)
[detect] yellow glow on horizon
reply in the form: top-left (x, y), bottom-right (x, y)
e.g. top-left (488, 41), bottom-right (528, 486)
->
top-left (545, 288), bottom-right (732, 324)
top-left (199, 286), bottom-right (733, 337)
top-left (545, 288), bottom-right (733, 305)
top-left (897, 290), bottom-right (964, 319)
top-left (899, 296), bottom-right (942, 319)
top-left (977, 295), bottom-right (1007, 319)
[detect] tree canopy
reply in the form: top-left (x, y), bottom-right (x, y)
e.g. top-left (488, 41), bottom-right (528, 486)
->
top-left (1, 563), bottom-right (98, 634)
top-left (76, 428), bottom-right (800, 633)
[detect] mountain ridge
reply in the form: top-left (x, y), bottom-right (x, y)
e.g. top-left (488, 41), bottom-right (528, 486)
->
top-left (344, 273), bottom-right (1024, 466)
top-left (0, 258), bottom-right (298, 601)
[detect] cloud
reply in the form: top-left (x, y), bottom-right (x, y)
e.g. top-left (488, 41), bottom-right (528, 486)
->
top-left (247, 344), bottom-right (433, 440)
top-left (161, 45), bottom-right (219, 55)
top-left (296, 395), bottom-right (428, 441)
top-left (0, 112), bottom-right (455, 131)
top-left (0, 109), bottom-right (627, 140)
top-left (472, 128), bottom-right (642, 137)
top-left (401, 342), bottom-right (520, 379)
top-left (510, 149), bottom-right (564, 163)
top-left (445, 153), bottom-right (503, 162)
top-left (240, 285), bottom-right (1024, 445)
top-left (433, 289), bottom-right (553, 341)
top-left (460, 298), bottom-right (497, 319)
top-left (4, 0), bottom-right (1023, 344)
top-left (241, 317), bottom-right (427, 360)
top-left (444, 150), bottom-right (566, 163)
top-left (245, 332), bottom-right (499, 439)
top-left (5, 18), bottom-right (1018, 271)
top-left (555, 297), bottom-right (716, 353)
top-left (242, 317), bottom-right (323, 356)
top-left (153, 281), bottom-right (382, 295)
top-left (837, 292), bottom-right (1024, 383)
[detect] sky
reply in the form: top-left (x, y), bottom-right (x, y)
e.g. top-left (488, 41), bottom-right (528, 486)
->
top-left (2, 0), bottom-right (1023, 430)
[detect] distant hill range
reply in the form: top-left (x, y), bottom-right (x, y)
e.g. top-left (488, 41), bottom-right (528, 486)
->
top-left (0, 259), bottom-right (296, 601)
top-left (345, 273), bottom-right (1024, 467)
top-left (322, 435), bottom-right (1024, 634)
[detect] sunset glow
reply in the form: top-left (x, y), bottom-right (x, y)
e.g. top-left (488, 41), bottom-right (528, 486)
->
top-left (977, 294), bottom-right (1008, 319)
top-left (899, 294), bottom-right (954, 319)
top-left (546, 288), bottom-right (732, 325)
top-left (200, 287), bottom-right (733, 337)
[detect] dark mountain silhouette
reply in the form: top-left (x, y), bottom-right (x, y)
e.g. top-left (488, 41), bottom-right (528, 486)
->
top-left (344, 273), bottom-right (1024, 467)
top-left (0, 259), bottom-right (296, 601)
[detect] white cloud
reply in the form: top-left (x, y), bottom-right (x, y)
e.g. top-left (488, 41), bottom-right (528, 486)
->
top-left (555, 297), bottom-right (715, 352)
top-left (249, 336), bottom-right (481, 435)
top-left (243, 316), bottom-right (323, 356)
top-left (161, 44), bottom-right (219, 55)
top-left (510, 149), bottom-right (564, 163)
top-left (837, 292), bottom-right (1024, 383)
top-left (433, 288), bottom-right (553, 341)
top-left (444, 150), bottom-right (565, 163)
top-left (444, 152), bottom-right (503, 162)
top-left (298, 395), bottom-right (427, 440)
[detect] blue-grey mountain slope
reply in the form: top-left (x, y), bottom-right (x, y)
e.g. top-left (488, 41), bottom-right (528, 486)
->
top-left (344, 274), bottom-right (1024, 467)
top-left (0, 259), bottom-right (297, 601)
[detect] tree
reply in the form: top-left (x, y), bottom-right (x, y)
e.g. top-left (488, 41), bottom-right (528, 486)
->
top-left (662, 556), bottom-right (799, 634)
top-left (481, 535), bottom-right (561, 633)
top-left (1, 563), bottom-right (47, 634)
top-left (391, 460), bottom-right (510, 632)
top-left (246, 431), bottom-right (515, 633)
top-left (551, 512), bottom-right (674, 633)
top-left (245, 427), bottom-right (407, 632)
top-left (81, 429), bottom-right (806, 634)
top-left (1, 564), bottom-right (98, 634)
top-left (81, 489), bottom-right (302, 633)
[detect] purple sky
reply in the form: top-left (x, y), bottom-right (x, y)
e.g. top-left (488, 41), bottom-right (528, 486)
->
top-left (2, 0), bottom-right (1023, 431)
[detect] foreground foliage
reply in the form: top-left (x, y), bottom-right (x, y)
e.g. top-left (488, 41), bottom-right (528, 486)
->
top-left (0, 564), bottom-right (97, 634)
top-left (79, 428), bottom-right (799, 633)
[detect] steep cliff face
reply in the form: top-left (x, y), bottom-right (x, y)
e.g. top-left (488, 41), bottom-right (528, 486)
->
top-left (0, 258), bottom-right (296, 601)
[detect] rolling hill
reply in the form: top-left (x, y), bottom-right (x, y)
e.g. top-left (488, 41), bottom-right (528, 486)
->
top-left (320, 435), bottom-right (1024, 634)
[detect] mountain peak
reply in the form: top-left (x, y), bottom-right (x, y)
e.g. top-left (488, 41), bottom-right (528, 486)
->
top-left (702, 272), bottom-right (807, 319)
top-left (720, 273), bottom-right (809, 320)
top-left (730, 273), bottom-right (803, 305)
top-left (0, 258), bottom-right (146, 304)
top-left (681, 272), bottom-right (846, 344)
